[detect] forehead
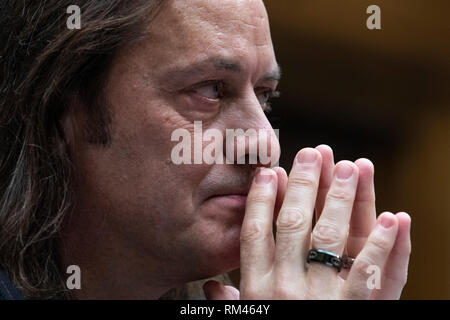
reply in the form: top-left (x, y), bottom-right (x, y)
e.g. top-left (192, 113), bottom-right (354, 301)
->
top-left (137, 0), bottom-right (276, 76)
top-left (172, 0), bottom-right (271, 43)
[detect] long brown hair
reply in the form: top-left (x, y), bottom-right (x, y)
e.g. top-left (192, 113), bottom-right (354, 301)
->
top-left (0, 0), bottom-right (164, 299)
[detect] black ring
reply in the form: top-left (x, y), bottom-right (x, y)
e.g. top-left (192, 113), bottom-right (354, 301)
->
top-left (307, 249), bottom-right (343, 272)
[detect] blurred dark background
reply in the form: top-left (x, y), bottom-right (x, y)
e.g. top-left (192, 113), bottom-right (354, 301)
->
top-left (262, 0), bottom-right (449, 299)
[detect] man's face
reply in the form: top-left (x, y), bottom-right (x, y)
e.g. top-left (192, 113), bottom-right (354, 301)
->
top-left (67, 0), bottom-right (280, 282)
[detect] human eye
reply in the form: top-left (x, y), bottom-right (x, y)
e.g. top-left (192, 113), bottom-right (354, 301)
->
top-left (190, 80), bottom-right (225, 101)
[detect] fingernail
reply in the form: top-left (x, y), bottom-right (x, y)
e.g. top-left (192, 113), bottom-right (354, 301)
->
top-left (379, 213), bottom-right (394, 229)
top-left (255, 168), bottom-right (273, 184)
top-left (296, 149), bottom-right (318, 165)
top-left (336, 163), bottom-right (354, 180)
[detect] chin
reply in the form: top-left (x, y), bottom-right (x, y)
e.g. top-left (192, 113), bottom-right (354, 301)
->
top-left (193, 223), bottom-right (242, 279)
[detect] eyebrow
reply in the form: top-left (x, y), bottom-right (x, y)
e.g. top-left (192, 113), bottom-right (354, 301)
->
top-left (162, 56), bottom-right (281, 85)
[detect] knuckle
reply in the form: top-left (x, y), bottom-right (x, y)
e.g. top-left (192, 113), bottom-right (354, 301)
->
top-left (247, 191), bottom-right (272, 205)
top-left (368, 235), bottom-right (393, 252)
top-left (289, 171), bottom-right (317, 189)
top-left (326, 188), bottom-right (354, 204)
top-left (313, 223), bottom-right (345, 245)
top-left (240, 219), bottom-right (269, 243)
top-left (276, 207), bottom-right (308, 233)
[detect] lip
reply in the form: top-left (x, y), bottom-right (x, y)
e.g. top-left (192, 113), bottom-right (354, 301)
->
top-left (205, 194), bottom-right (248, 207)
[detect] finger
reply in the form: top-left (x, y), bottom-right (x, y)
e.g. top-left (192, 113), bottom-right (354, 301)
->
top-left (274, 148), bottom-right (322, 278)
top-left (347, 158), bottom-right (377, 258)
top-left (203, 280), bottom-right (240, 300)
top-left (240, 168), bottom-right (278, 283)
top-left (343, 212), bottom-right (399, 300)
top-left (311, 161), bottom-right (359, 256)
top-left (273, 166), bottom-right (288, 221)
top-left (314, 144), bottom-right (335, 221)
top-left (308, 161), bottom-right (358, 284)
top-left (371, 212), bottom-right (411, 300)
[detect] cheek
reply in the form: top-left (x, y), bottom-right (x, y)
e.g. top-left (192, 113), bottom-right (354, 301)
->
top-left (103, 117), bottom-right (212, 225)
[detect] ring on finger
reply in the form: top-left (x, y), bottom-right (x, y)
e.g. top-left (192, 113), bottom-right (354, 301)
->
top-left (307, 249), bottom-right (343, 272)
top-left (341, 254), bottom-right (355, 269)
top-left (307, 249), bottom-right (355, 272)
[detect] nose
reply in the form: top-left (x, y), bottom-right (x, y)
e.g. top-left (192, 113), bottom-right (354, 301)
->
top-left (223, 93), bottom-right (281, 167)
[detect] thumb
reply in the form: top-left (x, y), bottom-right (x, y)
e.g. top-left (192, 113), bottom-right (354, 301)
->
top-left (203, 280), bottom-right (240, 300)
